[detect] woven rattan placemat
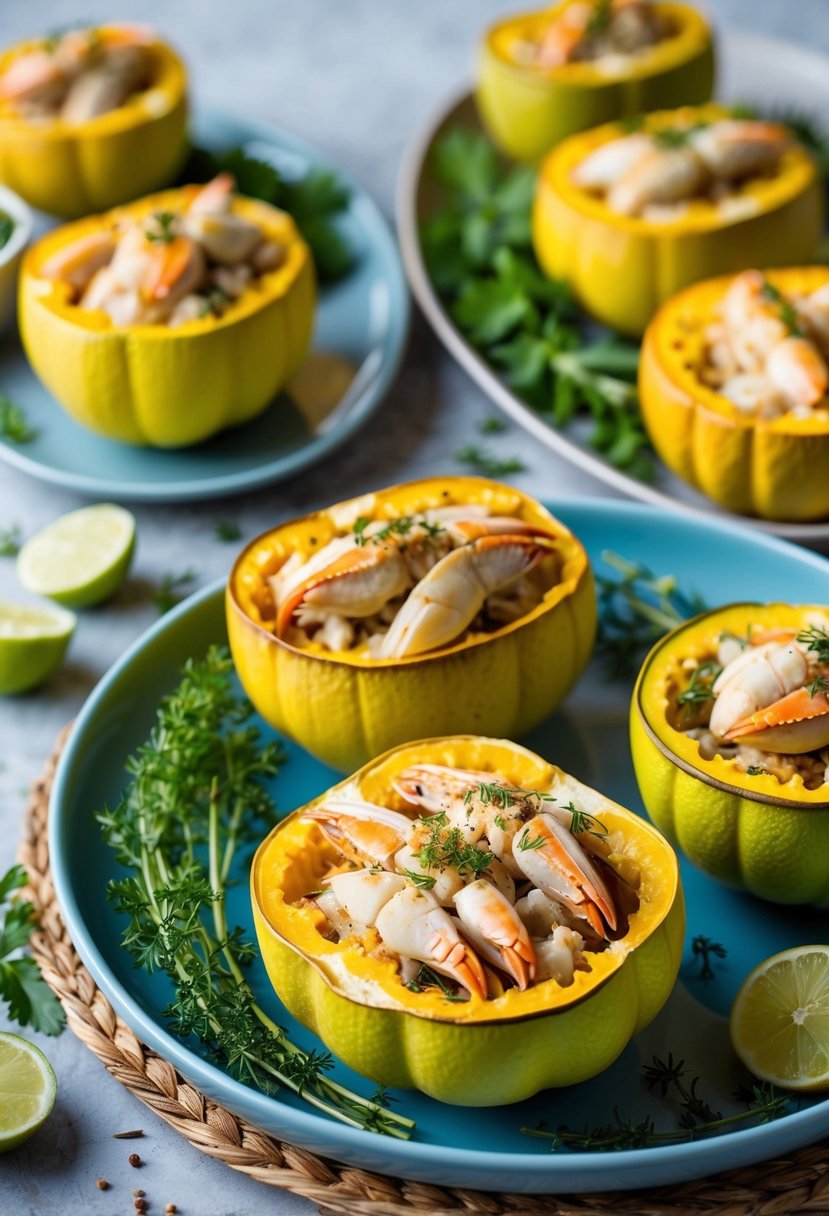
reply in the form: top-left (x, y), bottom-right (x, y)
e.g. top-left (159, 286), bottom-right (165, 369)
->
top-left (17, 729), bottom-right (829, 1216)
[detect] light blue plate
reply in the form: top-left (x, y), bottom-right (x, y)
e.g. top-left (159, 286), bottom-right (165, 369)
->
top-left (0, 107), bottom-right (409, 502)
top-left (49, 501), bottom-right (829, 1194)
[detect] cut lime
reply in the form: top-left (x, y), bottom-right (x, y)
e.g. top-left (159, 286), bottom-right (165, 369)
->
top-left (730, 945), bottom-right (829, 1091)
top-left (0, 600), bottom-right (76, 694)
top-left (0, 1032), bottom-right (57, 1152)
top-left (17, 503), bottom-right (136, 608)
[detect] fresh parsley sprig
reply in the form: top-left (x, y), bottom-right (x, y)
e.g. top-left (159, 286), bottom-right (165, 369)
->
top-left (422, 131), bottom-right (651, 479)
top-left (98, 647), bottom-right (412, 1137)
top-left (0, 864), bottom-right (65, 1036)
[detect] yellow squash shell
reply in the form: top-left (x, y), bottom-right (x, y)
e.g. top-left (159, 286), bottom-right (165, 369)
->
top-left (0, 26), bottom-right (188, 218)
top-left (227, 477), bottom-right (597, 772)
top-left (251, 735), bottom-right (684, 1105)
top-left (477, 1), bottom-right (714, 162)
top-left (533, 105), bottom-right (824, 335)
top-left (639, 267), bottom-right (829, 521)
top-left (631, 603), bottom-right (829, 905)
top-left (19, 186), bottom-right (315, 447)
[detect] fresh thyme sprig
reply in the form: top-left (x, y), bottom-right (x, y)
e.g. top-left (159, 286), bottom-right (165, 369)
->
top-left (422, 130), bottom-right (650, 479)
top-left (405, 963), bottom-right (466, 1002)
top-left (596, 551), bottom-right (707, 677)
top-left (462, 781), bottom-right (554, 811)
top-left (98, 647), bottom-right (412, 1138)
top-left (678, 660), bottom-right (722, 707)
top-left (564, 804), bottom-right (608, 840)
top-left (522, 1055), bottom-right (790, 1150)
top-left (0, 864), bottom-right (65, 1035)
top-left (0, 524), bottom-right (22, 557)
top-left (691, 935), bottom-right (727, 981)
top-left (0, 396), bottom-right (37, 444)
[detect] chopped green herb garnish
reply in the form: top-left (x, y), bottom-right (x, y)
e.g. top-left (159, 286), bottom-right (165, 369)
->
top-left (0, 396), bottom-right (37, 445)
top-left (761, 280), bottom-right (803, 336)
top-left (353, 515), bottom-right (444, 547)
top-left (517, 828), bottom-right (546, 852)
top-left (145, 211), bottom-right (177, 244)
top-left (406, 963), bottom-right (466, 1002)
top-left (403, 870), bottom-right (436, 890)
top-left (806, 675), bottom-right (829, 698)
top-left (651, 121), bottom-right (709, 149)
top-left (565, 804), bottom-right (608, 839)
top-left (798, 625), bottom-right (829, 665)
top-left (480, 416), bottom-right (507, 435)
top-left (493, 813), bottom-right (507, 831)
top-left (0, 212), bottom-right (13, 252)
top-left (416, 816), bottom-right (494, 877)
top-left (678, 660), bottom-right (723, 707)
top-left (214, 519), bottom-right (242, 543)
top-left (153, 569), bottom-right (198, 615)
top-left (455, 445), bottom-right (525, 478)
top-left (746, 765), bottom-right (769, 777)
top-left (0, 524), bottom-right (22, 557)
top-left (462, 781), bottom-right (555, 811)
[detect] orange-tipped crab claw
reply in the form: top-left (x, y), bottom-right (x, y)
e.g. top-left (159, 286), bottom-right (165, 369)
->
top-left (724, 685), bottom-right (829, 754)
top-left (302, 799), bottom-right (412, 869)
top-left (275, 543), bottom-right (408, 637)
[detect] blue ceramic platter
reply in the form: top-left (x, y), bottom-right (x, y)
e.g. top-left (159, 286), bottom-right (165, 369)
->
top-left (0, 107), bottom-right (408, 502)
top-left (50, 500), bottom-right (829, 1194)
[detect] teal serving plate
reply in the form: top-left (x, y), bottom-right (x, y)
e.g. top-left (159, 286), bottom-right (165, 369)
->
top-left (50, 501), bottom-right (829, 1193)
top-left (0, 106), bottom-right (408, 502)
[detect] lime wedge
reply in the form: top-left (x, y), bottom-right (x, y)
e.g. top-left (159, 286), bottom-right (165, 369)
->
top-left (0, 1032), bottom-right (57, 1152)
top-left (730, 945), bottom-right (829, 1091)
top-left (17, 504), bottom-right (136, 608)
top-left (0, 600), bottom-right (76, 694)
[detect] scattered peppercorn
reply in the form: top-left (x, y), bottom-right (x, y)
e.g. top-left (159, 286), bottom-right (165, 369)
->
top-left (133, 1191), bottom-right (145, 1199)
top-left (165, 1206), bottom-right (177, 1214)
top-left (134, 1200), bottom-right (148, 1212)
top-left (129, 1153), bottom-right (141, 1167)
top-left (95, 1178), bottom-right (108, 1191)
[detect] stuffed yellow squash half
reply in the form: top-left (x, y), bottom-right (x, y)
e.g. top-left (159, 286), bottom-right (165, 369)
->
top-left (639, 267), bottom-right (829, 521)
top-left (478, 0), bottom-right (714, 162)
top-left (632, 603), bottom-right (829, 905)
top-left (20, 174), bottom-right (315, 447)
top-left (251, 735), bottom-right (684, 1105)
top-left (533, 105), bottom-right (824, 334)
top-left (0, 24), bottom-right (188, 217)
top-left (227, 477), bottom-right (596, 771)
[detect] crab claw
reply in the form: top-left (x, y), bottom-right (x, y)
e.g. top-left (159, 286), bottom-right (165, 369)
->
top-left (276, 543), bottom-right (410, 636)
top-left (302, 798), bottom-right (412, 869)
top-left (512, 813), bottom-right (617, 936)
top-left (454, 880), bottom-right (536, 990)
top-left (379, 534), bottom-right (556, 660)
top-left (724, 685), bottom-right (829, 754)
top-left (375, 887), bottom-right (487, 999)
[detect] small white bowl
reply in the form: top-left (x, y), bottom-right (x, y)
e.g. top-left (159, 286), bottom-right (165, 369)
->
top-left (0, 183), bottom-right (33, 334)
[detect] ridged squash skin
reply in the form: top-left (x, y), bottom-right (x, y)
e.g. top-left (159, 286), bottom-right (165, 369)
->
top-left (477, 1), bottom-right (714, 163)
top-left (631, 603), bottom-right (829, 906)
top-left (251, 735), bottom-right (684, 1105)
top-left (19, 187), bottom-right (315, 447)
top-left (532, 105), bottom-right (824, 336)
top-left (0, 27), bottom-right (188, 218)
top-left (639, 267), bottom-right (829, 521)
top-left (227, 477), bottom-right (597, 772)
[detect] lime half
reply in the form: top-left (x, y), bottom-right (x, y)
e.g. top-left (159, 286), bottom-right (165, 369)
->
top-left (730, 945), bottom-right (829, 1091)
top-left (0, 1032), bottom-right (57, 1152)
top-left (17, 503), bottom-right (136, 608)
top-left (0, 600), bottom-right (76, 694)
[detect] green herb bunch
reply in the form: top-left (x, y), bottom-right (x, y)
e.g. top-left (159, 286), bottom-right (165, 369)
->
top-left (98, 646), bottom-right (412, 1137)
top-left (421, 129), bottom-right (649, 479)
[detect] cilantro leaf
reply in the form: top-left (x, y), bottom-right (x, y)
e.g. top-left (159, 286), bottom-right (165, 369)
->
top-left (0, 865), bottom-right (65, 1036)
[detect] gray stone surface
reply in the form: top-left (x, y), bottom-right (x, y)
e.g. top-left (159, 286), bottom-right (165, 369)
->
top-left (1, 2), bottom-right (827, 1213)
